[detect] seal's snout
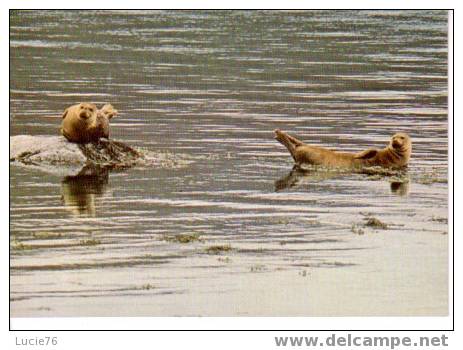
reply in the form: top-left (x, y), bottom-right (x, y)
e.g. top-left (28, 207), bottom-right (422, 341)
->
top-left (79, 111), bottom-right (91, 119)
top-left (392, 137), bottom-right (403, 149)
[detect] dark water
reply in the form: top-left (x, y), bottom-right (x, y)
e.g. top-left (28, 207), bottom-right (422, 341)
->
top-left (10, 10), bottom-right (448, 317)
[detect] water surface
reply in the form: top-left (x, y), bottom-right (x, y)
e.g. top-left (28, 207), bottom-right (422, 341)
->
top-left (10, 10), bottom-right (448, 317)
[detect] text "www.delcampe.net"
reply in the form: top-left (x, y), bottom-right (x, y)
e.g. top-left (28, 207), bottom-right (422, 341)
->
top-left (274, 334), bottom-right (449, 349)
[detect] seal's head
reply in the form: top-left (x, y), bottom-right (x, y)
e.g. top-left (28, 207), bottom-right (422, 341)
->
top-left (388, 132), bottom-right (412, 167)
top-left (77, 103), bottom-right (97, 120)
top-left (390, 133), bottom-right (412, 153)
top-left (98, 104), bottom-right (118, 120)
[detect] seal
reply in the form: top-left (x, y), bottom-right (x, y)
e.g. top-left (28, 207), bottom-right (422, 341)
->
top-left (60, 103), bottom-right (118, 143)
top-left (274, 129), bottom-right (411, 168)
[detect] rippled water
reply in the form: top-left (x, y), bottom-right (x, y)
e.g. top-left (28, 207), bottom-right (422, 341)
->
top-left (10, 10), bottom-right (448, 317)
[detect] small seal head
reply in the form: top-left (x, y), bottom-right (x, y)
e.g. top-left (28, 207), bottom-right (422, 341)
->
top-left (98, 104), bottom-right (118, 120)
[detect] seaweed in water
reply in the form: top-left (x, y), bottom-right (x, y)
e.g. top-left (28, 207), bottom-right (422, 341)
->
top-left (161, 233), bottom-right (203, 243)
top-left (79, 238), bottom-right (101, 246)
top-left (205, 245), bottom-right (232, 254)
top-left (364, 217), bottom-right (388, 230)
top-left (351, 223), bottom-right (365, 235)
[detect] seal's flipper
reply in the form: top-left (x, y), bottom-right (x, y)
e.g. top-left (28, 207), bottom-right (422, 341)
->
top-left (61, 128), bottom-right (73, 142)
top-left (284, 133), bottom-right (305, 147)
top-left (274, 129), bottom-right (299, 161)
top-left (354, 149), bottom-right (378, 160)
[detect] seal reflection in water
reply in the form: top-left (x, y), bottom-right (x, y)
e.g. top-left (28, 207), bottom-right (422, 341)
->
top-left (274, 129), bottom-right (412, 169)
top-left (390, 181), bottom-right (410, 196)
top-left (274, 166), bottom-right (342, 192)
top-left (61, 168), bottom-right (109, 216)
top-left (61, 103), bottom-right (118, 143)
top-left (275, 165), bottom-right (411, 196)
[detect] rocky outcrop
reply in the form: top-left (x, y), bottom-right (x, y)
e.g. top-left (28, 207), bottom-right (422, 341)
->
top-left (10, 135), bottom-right (143, 177)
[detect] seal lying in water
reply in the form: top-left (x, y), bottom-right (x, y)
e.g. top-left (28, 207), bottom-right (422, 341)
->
top-left (61, 103), bottom-right (118, 143)
top-left (274, 129), bottom-right (412, 168)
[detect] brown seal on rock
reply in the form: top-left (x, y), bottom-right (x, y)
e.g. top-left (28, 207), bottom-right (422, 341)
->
top-left (61, 103), bottom-right (118, 143)
top-left (274, 129), bottom-right (411, 169)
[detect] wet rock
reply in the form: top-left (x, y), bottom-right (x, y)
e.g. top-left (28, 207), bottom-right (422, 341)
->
top-left (10, 135), bottom-right (143, 177)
